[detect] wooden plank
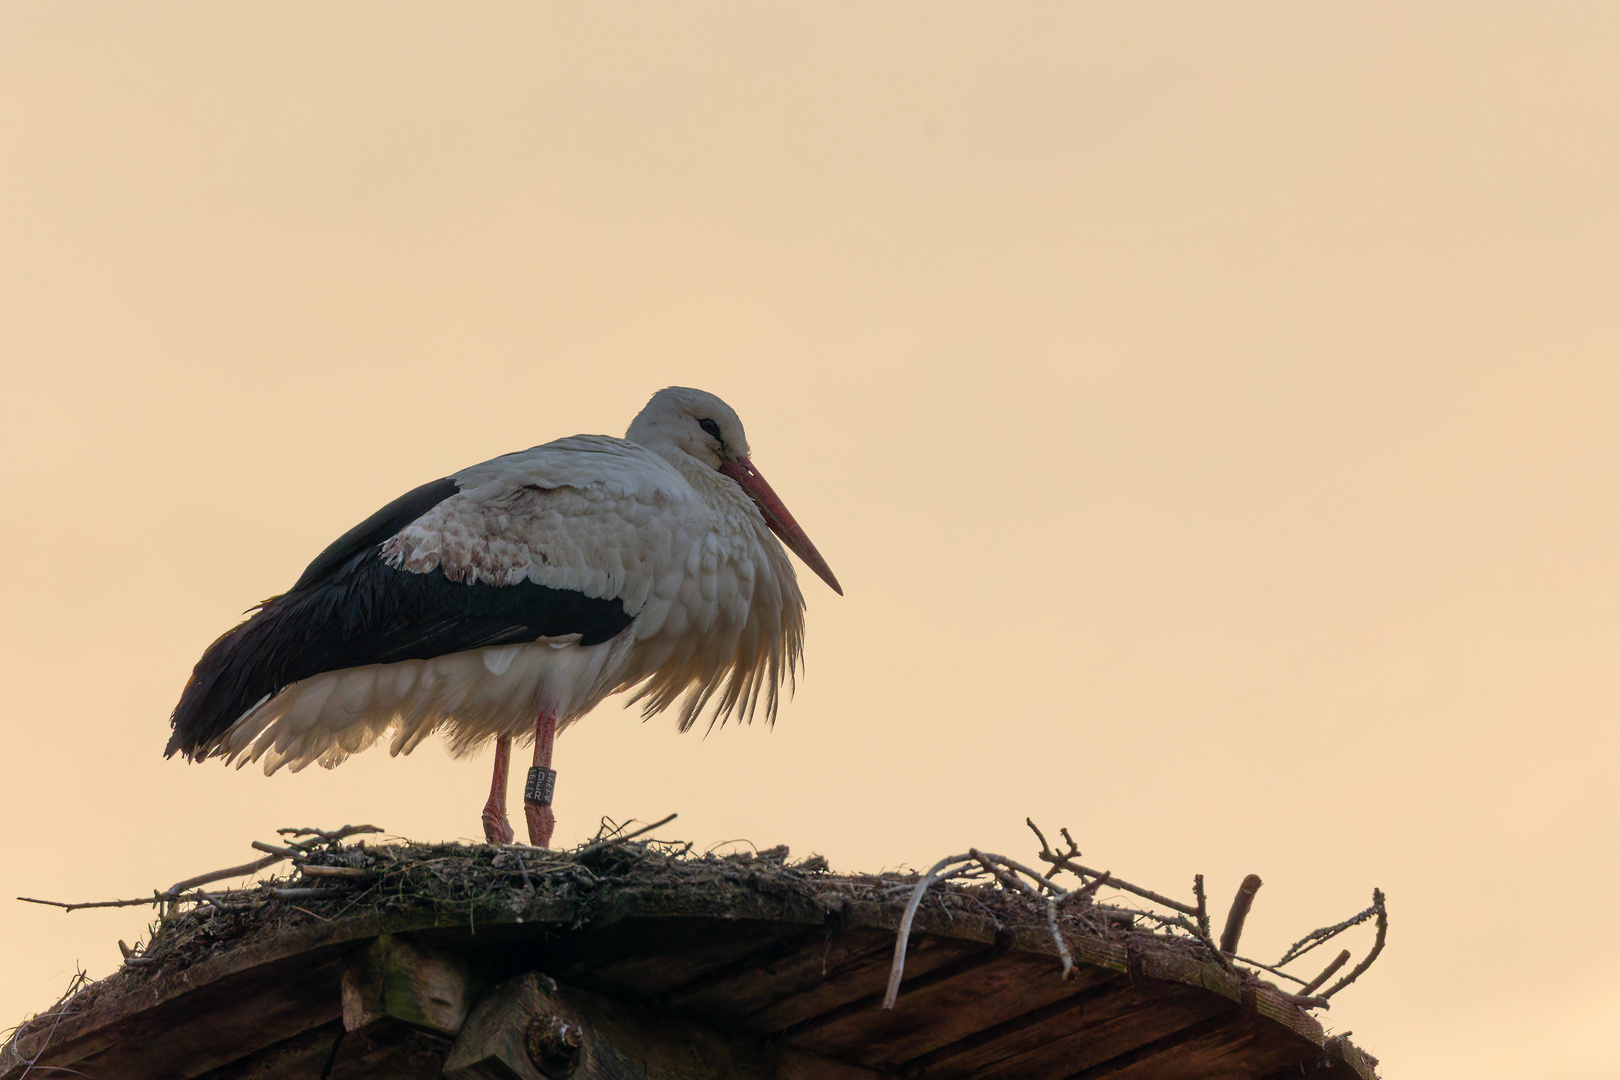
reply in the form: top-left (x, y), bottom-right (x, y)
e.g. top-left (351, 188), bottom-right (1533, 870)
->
top-left (747, 933), bottom-right (993, 1034)
top-left (1136, 952), bottom-right (1244, 1005)
top-left (0, 907), bottom-right (484, 1080)
top-left (554, 918), bottom-right (817, 997)
top-left (791, 949), bottom-right (1121, 1068)
top-left (341, 933), bottom-right (472, 1036)
top-left (941, 983), bottom-right (1236, 1080)
top-left (446, 971), bottom-right (886, 1080)
top-left (661, 927), bottom-right (894, 1025)
top-left (1060, 1012), bottom-right (1246, 1079)
top-left (327, 1018), bottom-right (453, 1080)
top-left (898, 976), bottom-right (1128, 1077)
top-left (62, 956), bottom-right (345, 1080)
top-left (1247, 986), bottom-right (1324, 1045)
top-left (1060, 1009), bottom-right (1319, 1080)
top-left (193, 1020), bottom-right (344, 1080)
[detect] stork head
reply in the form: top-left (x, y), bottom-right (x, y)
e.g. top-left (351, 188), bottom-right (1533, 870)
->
top-left (628, 387), bottom-right (843, 595)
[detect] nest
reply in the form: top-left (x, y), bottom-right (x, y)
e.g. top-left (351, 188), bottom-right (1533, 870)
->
top-left (6, 817), bottom-right (1387, 1066)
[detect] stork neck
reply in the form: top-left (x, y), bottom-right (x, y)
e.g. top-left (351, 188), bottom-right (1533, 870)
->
top-left (654, 449), bottom-right (756, 518)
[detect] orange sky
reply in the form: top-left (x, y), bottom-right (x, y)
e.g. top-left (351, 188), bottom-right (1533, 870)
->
top-left (3, 6), bottom-right (1617, 1077)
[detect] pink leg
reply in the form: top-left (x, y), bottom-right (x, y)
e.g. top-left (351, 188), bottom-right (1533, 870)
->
top-left (481, 736), bottom-right (515, 844)
top-left (524, 708), bottom-right (559, 848)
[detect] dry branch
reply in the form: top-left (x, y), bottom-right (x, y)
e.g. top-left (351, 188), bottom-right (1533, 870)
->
top-left (883, 853), bottom-right (971, 1010)
top-left (276, 824), bottom-right (382, 845)
top-left (1320, 890), bottom-right (1387, 999)
top-left (1275, 899), bottom-right (1381, 967)
top-left (298, 865), bottom-right (372, 880)
top-left (167, 852), bottom-right (286, 896)
top-left (1029, 836), bottom-right (1199, 917)
top-left (575, 813), bottom-right (679, 859)
top-left (1219, 874), bottom-right (1263, 954)
top-left (1298, 949), bottom-right (1352, 995)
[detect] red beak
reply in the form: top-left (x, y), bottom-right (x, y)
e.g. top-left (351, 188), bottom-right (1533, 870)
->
top-left (720, 458), bottom-right (843, 596)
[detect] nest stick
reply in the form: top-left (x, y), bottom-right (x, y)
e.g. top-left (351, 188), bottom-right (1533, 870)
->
top-left (883, 853), bottom-right (971, 1010)
top-left (1298, 949), bottom-right (1352, 995)
top-left (1036, 851), bottom-right (1198, 916)
top-left (1321, 890), bottom-right (1388, 999)
top-left (1218, 874), bottom-right (1263, 954)
top-left (168, 852), bottom-right (287, 896)
top-left (1046, 895), bottom-right (1076, 980)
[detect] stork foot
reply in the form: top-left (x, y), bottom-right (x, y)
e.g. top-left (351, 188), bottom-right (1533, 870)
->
top-left (482, 801), bottom-right (515, 845)
top-left (481, 735), bottom-right (516, 845)
top-left (525, 803), bottom-right (556, 849)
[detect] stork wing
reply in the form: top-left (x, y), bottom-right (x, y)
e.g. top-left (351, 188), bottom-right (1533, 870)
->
top-left (166, 435), bottom-right (684, 759)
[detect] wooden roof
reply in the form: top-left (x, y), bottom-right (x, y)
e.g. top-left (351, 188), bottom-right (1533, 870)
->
top-left (2, 845), bottom-right (1379, 1079)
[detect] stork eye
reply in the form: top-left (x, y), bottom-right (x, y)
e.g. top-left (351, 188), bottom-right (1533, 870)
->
top-left (697, 418), bottom-right (722, 440)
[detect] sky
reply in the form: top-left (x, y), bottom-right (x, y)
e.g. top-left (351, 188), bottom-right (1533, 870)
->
top-left (2, 5), bottom-right (1617, 1077)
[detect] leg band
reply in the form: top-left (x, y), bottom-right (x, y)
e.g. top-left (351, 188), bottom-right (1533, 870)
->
top-left (524, 766), bottom-right (557, 807)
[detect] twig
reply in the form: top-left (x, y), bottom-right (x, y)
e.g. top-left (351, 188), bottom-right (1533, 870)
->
top-left (969, 849), bottom-right (1076, 981)
top-left (250, 841), bottom-right (306, 859)
top-left (1046, 895), bottom-right (1076, 980)
top-left (1298, 949), bottom-right (1352, 995)
top-left (18, 894), bottom-right (170, 912)
top-left (17, 851), bottom-right (292, 912)
top-left (1219, 874), bottom-right (1263, 954)
top-left (1033, 846), bottom-right (1199, 916)
top-left (574, 813), bottom-right (678, 859)
top-left (298, 865), bottom-right (371, 880)
top-left (1194, 874), bottom-right (1210, 939)
top-left (1025, 818), bottom-right (1052, 853)
top-left (1321, 890), bottom-right (1387, 999)
top-left (1065, 871), bottom-right (1112, 903)
top-left (276, 824), bottom-right (382, 844)
top-left (982, 852), bottom-right (1068, 895)
top-left (883, 853), bottom-right (971, 1009)
top-left (1275, 900), bottom-right (1380, 967)
top-left (1276, 992), bottom-right (1331, 1009)
top-left (283, 904), bottom-right (331, 922)
top-left (167, 852), bottom-right (286, 896)
top-left (1229, 954), bottom-right (1309, 986)
top-left (267, 887), bottom-right (353, 900)
top-left (970, 850), bottom-right (1043, 899)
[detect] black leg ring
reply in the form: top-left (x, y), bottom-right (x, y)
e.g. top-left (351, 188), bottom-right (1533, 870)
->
top-left (524, 766), bottom-right (557, 807)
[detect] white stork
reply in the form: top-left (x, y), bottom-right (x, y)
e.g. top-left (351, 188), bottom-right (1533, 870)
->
top-left (167, 387), bottom-right (841, 847)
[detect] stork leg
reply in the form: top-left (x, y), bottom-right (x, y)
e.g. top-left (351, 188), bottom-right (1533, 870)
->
top-left (523, 707), bottom-right (559, 848)
top-left (481, 736), bottom-right (515, 845)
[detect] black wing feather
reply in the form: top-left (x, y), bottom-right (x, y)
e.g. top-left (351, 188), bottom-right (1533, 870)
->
top-left (290, 477), bottom-right (461, 592)
top-left (167, 487), bottom-right (634, 759)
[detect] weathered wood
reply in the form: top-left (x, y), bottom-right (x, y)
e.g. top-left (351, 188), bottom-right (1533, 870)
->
top-left (798, 950), bottom-right (1121, 1067)
top-left (446, 971), bottom-right (885, 1080)
top-left (194, 1020), bottom-right (344, 1079)
top-left (562, 919), bottom-right (812, 997)
top-left (327, 1017), bottom-right (453, 1080)
top-left (749, 934), bottom-right (990, 1033)
top-left (1136, 950), bottom-right (1245, 1005)
top-left (923, 983), bottom-right (1235, 1080)
top-left (0, 908), bottom-right (468, 1080)
top-left (664, 927), bottom-right (895, 1025)
top-left (897, 977), bottom-right (1129, 1076)
top-left (444, 971), bottom-right (554, 1080)
top-left (18, 956), bottom-right (345, 1080)
top-left (341, 933), bottom-right (472, 1036)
